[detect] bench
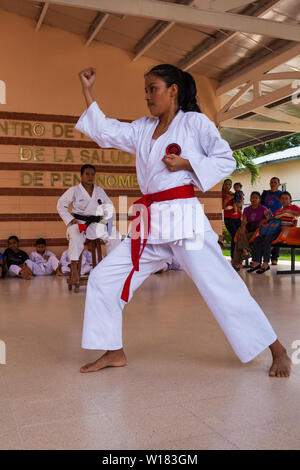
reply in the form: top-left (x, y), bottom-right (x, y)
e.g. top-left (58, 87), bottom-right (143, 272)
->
top-left (271, 227), bottom-right (300, 275)
top-left (233, 226), bottom-right (300, 274)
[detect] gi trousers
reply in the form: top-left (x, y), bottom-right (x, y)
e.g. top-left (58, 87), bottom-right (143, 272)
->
top-left (67, 223), bottom-right (121, 261)
top-left (82, 228), bottom-right (277, 363)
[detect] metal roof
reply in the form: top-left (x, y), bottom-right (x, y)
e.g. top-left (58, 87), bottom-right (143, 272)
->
top-left (0, 0), bottom-right (300, 150)
top-left (253, 144), bottom-right (300, 165)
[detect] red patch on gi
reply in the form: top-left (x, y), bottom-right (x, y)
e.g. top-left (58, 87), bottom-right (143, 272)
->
top-left (78, 224), bottom-right (87, 233)
top-left (166, 143), bottom-right (182, 156)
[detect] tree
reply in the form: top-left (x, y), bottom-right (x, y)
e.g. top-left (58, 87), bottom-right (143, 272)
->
top-left (231, 133), bottom-right (300, 184)
top-left (233, 150), bottom-right (260, 184)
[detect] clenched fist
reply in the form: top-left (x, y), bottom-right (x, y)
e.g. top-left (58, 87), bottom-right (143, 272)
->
top-left (78, 67), bottom-right (96, 90)
top-left (162, 154), bottom-right (192, 172)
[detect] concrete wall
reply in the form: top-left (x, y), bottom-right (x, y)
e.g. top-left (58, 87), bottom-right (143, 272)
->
top-left (0, 8), bottom-right (225, 257)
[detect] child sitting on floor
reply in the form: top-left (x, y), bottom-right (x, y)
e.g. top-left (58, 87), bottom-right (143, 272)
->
top-left (3, 236), bottom-right (34, 280)
top-left (29, 238), bottom-right (61, 276)
top-left (58, 247), bottom-right (91, 276)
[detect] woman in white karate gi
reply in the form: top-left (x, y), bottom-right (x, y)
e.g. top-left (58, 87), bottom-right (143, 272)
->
top-left (76, 65), bottom-right (291, 377)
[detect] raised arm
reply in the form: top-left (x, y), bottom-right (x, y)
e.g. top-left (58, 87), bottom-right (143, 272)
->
top-left (75, 67), bottom-right (143, 154)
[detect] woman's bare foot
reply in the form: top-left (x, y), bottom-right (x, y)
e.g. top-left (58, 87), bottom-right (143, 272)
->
top-left (80, 349), bottom-right (127, 373)
top-left (269, 340), bottom-right (291, 378)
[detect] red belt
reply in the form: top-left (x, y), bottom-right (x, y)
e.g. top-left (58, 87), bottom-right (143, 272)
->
top-left (121, 184), bottom-right (195, 302)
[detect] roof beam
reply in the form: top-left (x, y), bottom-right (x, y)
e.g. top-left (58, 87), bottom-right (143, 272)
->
top-left (194, 0), bottom-right (254, 10)
top-left (217, 43), bottom-right (300, 96)
top-left (46, 0), bottom-right (300, 43)
top-left (133, 21), bottom-right (174, 61)
top-left (36, 2), bottom-right (49, 31)
top-left (222, 94), bottom-right (300, 125)
top-left (255, 107), bottom-right (300, 126)
top-left (221, 119), bottom-right (300, 133)
top-left (86, 12), bottom-right (109, 46)
top-left (133, 0), bottom-right (193, 62)
top-left (179, 0), bottom-right (282, 71)
top-left (217, 82), bottom-right (300, 122)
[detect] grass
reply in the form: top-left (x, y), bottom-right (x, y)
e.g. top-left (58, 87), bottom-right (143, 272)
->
top-left (222, 248), bottom-right (300, 262)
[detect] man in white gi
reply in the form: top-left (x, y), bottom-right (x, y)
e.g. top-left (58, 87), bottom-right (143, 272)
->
top-left (57, 164), bottom-right (120, 285)
top-left (75, 66), bottom-right (291, 378)
top-left (29, 238), bottom-right (60, 276)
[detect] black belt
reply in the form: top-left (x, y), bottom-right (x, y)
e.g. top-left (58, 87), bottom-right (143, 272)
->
top-left (73, 213), bottom-right (102, 227)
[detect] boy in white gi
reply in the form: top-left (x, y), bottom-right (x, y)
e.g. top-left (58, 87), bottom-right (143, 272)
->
top-left (57, 164), bottom-right (120, 285)
top-left (59, 248), bottom-right (92, 276)
top-left (76, 65), bottom-right (291, 378)
top-left (29, 238), bottom-right (60, 276)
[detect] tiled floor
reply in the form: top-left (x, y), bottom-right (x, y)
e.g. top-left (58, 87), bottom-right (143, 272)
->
top-left (0, 264), bottom-right (300, 450)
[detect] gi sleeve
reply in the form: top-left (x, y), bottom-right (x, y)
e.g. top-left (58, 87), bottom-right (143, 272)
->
top-left (75, 101), bottom-right (143, 154)
top-left (188, 114), bottom-right (236, 193)
top-left (57, 187), bottom-right (75, 226)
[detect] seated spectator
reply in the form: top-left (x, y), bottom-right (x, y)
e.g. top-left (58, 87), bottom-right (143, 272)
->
top-left (3, 236), bottom-right (35, 280)
top-left (0, 252), bottom-right (5, 279)
top-left (232, 191), bottom-right (269, 270)
top-left (261, 176), bottom-right (282, 265)
top-left (59, 248), bottom-right (91, 276)
top-left (222, 179), bottom-right (242, 259)
top-left (29, 238), bottom-right (60, 276)
top-left (248, 191), bottom-right (300, 274)
top-left (232, 182), bottom-right (244, 216)
top-left (84, 240), bottom-right (100, 271)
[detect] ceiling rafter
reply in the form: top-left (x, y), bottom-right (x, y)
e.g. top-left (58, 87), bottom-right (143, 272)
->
top-left (217, 80), bottom-right (300, 123)
top-left (178, 0), bottom-right (283, 71)
top-left (217, 42), bottom-right (300, 96)
top-left (221, 119), bottom-right (300, 133)
top-left (45, 0), bottom-right (300, 43)
top-left (85, 11), bottom-right (109, 46)
top-left (36, 1), bottom-right (49, 31)
top-left (132, 0), bottom-right (194, 62)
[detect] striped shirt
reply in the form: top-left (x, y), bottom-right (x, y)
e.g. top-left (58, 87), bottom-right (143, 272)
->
top-left (274, 204), bottom-right (300, 227)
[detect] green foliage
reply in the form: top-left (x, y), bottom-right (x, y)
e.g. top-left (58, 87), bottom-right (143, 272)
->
top-left (245, 133), bottom-right (300, 158)
top-left (233, 149), bottom-right (260, 184)
top-left (222, 224), bottom-right (231, 245)
top-left (231, 133), bottom-right (300, 185)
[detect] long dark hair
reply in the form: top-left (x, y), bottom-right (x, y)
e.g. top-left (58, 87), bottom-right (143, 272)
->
top-left (222, 178), bottom-right (232, 191)
top-left (146, 64), bottom-right (201, 113)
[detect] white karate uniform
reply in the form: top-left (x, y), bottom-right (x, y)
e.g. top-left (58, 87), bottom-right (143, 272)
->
top-left (57, 183), bottom-right (121, 260)
top-left (8, 259), bottom-right (35, 278)
top-left (29, 250), bottom-right (59, 276)
top-left (75, 101), bottom-right (277, 363)
top-left (59, 249), bottom-right (91, 276)
top-left (84, 249), bottom-right (99, 268)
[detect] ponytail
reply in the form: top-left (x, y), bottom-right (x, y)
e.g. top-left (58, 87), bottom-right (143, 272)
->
top-left (180, 71), bottom-right (201, 112)
top-left (146, 64), bottom-right (201, 113)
